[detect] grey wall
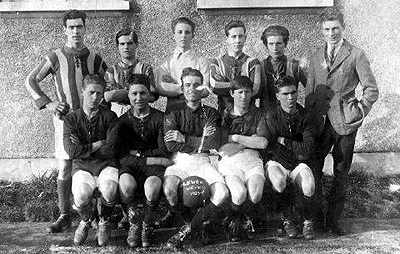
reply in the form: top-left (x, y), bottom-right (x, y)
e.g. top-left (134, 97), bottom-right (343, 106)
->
top-left (0, 0), bottom-right (399, 159)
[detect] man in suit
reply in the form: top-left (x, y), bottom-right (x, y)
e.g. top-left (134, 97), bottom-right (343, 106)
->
top-left (306, 8), bottom-right (378, 235)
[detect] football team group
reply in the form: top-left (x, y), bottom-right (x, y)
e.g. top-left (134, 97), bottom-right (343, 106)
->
top-left (25, 7), bottom-right (379, 250)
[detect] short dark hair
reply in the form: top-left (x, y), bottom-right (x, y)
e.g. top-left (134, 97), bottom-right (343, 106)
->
top-left (171, 17), bottom-right (196, 34)
top-left (274, 75), bottom-right (297, 93)
top-left (83, 74), bottom-right (105, 89)
top-left (181, 67), bottom-right (203, 85)
top-left (230, 76), bottom-right (253, 91)
top-left (319, 8), bottom-right (345, 27)
top-left (62, 9), bottom-right (86, 27)
top-left (115, 28), bottom-right (138, 46)
top-left (224, 20), bottom-right (246, 36)
top-left (129, 74), bottom-right (150, 91)
top-left (261, 25), bottom-right (290, 47)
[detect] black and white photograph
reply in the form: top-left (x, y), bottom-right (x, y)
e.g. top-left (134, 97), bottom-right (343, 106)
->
top-left (0, 0), bottom-right (398, 253)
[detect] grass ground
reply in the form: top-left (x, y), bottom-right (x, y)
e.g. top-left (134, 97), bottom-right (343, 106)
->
top-left (1, 218), bottom-right (400, 254)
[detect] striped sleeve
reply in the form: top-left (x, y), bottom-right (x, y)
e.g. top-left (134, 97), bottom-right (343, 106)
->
top-left (143, 63), bottom-right (159, 101)
top-left (25, 51), bottom-right (58, 109)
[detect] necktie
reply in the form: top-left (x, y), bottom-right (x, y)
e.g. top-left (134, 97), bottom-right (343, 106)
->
top-left (329, 45), bottom-right (336, 66)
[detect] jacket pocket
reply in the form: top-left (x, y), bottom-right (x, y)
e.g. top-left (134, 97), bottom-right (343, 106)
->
top-left (341, 97), bottom-right (365, 125)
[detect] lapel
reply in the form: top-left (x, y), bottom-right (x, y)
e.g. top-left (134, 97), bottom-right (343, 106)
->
top-left (329, 39), bottom-right (351, 73)
top-left (315, 47), bottom-right (329, 80)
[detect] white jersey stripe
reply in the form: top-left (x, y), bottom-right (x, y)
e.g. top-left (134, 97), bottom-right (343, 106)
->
top-left (55, 49), bottom-right (73, 107)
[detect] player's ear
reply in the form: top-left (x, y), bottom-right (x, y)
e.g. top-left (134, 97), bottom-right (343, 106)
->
top-left (230, 90), bottom-right (234, 98)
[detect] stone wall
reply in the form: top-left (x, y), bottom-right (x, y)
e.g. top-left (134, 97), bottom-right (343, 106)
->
top-left (0, 0), bottom-right (398, 163)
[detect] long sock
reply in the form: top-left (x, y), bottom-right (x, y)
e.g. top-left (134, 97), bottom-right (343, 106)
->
top-left (303, 195), bottom-right (316, 221)
top-left (57, 179), bottom-right (71, 215)
top-left (231, 203), bottom-right (242, 219)
top-left (276, 185), bottom-right (294, 220)
top-left (191, 202), bottom-right (220, 231)
top-left (144, 200), bottom-right (158, 225)
top-left (76, 202), bottom-right (92, 222)
top-left (98, 198), bottom-right (114, 221)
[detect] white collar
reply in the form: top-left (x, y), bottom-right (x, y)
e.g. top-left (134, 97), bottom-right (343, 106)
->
top-left (327, 38), bottom-right (344, 54)
top-left (173, 47), bottom-right (192, 58)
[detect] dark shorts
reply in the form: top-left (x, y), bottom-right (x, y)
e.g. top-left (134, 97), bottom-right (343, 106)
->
top-left (119, 155), bottom-right (165, 180)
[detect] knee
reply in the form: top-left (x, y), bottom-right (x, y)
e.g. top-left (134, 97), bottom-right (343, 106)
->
top-left (302, 178), bottom-right (315, 197)
top-left (73, 184), bottom-right (93, 208)
top-left (230, 185), bottom-right (247, 206)
top-left (144, 176), bottom-right (162, 201)
top-left (99, 181), bottom-right (118, 204)
top-left (247, 177), bottom-right (265, 204)
top-left (119, 174), bottom-right (137, 201)
top-left (248, 186), bottom-right (263, 204)
top-left (271, 177), bottom-right (286, 193)
top-left (210, 183), bottom-right (229, 206)
top-left (163, 180), bottom-right (179, 203)
top-left (57, 160), bottom-right (72, 180)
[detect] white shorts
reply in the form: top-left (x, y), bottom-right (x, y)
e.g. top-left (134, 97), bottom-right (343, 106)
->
top-left (53, 116), bottom-right (70, 160)
top-left (72, 166), bottom-right (119, 193)
top-left (164, 153), bottom-right (224, 185)
top-left (266, 160), bottom-right (311, 183)
top-left (218, 149), bottom-right (265, 182)
top-left (111, 102), bottom-right (131, 117)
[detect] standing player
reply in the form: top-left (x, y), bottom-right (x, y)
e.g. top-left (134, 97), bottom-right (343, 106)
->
top-left (217, 76), bottom-right (268, 242)
top-left (265, 76), bottom-right (318, 240)
top-left (260, 25), bottom-right (307, 109)
top-left (25, 10), bottom-right (107, 233)
top-left (63, 74), bottom-right (118, 246)
top-left (162, 67), bottom-right (229, 249)
top-left (111, 74), bottom-right (171, 248)
top-left (306, 8), bottom-right (378, 235)
top-left (104, 29), bottom-right (158, 117)
top-left (156, 17), bottom-right (210, 112)
top-left (210, 20), bottom-right (262, 113)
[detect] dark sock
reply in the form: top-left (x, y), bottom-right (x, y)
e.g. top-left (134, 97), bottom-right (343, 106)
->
top-left (144, 200), bottom-right (158, 225)
top-left (57, 179), bottom-right (71, 215)
top-left (76, 202), bottom-right (92, 222)
top-left (303, 195), bottom-right (316, 221)
top-left (191, 202), bottom-right (220, 231)
top-left (231, 203), bottom-right (242, 218)
top-left (276, 185), bottom-right (294, 220)
top-left (98, 198), bottom-right (114, 221)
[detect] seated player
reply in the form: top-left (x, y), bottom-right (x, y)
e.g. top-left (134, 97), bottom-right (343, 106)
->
top-left (104, 29), bottom-right (158, 116)
top-left (63, 74), bottom-right (118, 246)
top-left (210, 20), bottom-right (261, 113)
top-left (162, 67), bottom-right (229, 249)
top-left (111, 74), bottom-right (172, 248)
top-left (259, 25), bottom-right (307, 109)
top-left (156, 17), bottom-right (210, 112)
top-left (264, 75), bottom-right (317, 240)
top-left (218, 76), bottom-right (268, 242)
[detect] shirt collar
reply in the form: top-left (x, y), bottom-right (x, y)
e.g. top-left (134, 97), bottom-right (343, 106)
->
top-left (173, 47), bottom-right (193, 59)
top-left (327, 38), bottom-right (344, 55)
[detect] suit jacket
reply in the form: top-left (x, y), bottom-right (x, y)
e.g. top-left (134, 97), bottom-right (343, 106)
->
top-left (305, 39), bottom-right (379, 135)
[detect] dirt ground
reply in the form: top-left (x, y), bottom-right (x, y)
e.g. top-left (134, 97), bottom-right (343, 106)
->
top-left (1, 218), bottom-right (400, 254)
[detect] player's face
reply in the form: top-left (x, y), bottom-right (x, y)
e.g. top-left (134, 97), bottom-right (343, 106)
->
top-left (276, 85), bottom-right (298, 113)
top-left (226, 27), bottom-right (246, 54)
top-left (182, 75), bottom-right (202, 102)
top-left (174, 23), bottom-right (193, 50)
top-left (321, 20), bottom-right (344, 46)
top-left (266, 35), bottom-right (286, 59)
top-left (118, 35), bottom-right (137, 60)
top-left (64, 18), bottom-right (86, 47)
top-left (82, 83), bottom-right (104, 110)
top-left (128, 84), bottom-right (150, 110)
top-left (231, 87), bottom-right (252, 109)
